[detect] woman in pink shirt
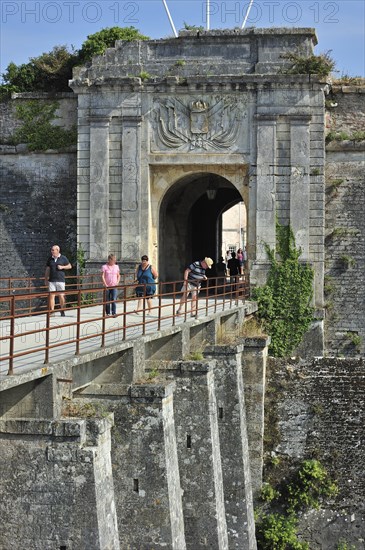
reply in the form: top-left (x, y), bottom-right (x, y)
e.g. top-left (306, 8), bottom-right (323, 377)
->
top-left (101, 254), bottom-right (121, 316)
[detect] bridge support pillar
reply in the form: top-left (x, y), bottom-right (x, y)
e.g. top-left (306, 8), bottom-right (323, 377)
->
top-left (204, 344), bottom-right (257, 549)
top-left (241, 336), bottom-right (271, 496)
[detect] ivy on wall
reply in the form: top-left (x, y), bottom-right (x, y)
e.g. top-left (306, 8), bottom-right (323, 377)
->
top-left (11, 100), bottom-right (77, 151)
top-left (252, 222), bottom-right (314, 357)
top-left (256, 459), bottom-right (338, 549)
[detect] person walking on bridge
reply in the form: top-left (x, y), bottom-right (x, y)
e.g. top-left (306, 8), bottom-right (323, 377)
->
top-left (45, 244), bottom-right (72, 316)
top-left (176, 257), bottom-right (213, 318)
top-left (101, 254), bottom-right (121, 317)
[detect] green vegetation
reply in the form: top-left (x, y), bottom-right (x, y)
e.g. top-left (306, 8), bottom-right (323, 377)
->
top-left (256, 459), bottom-right (338, 549)
top-left (0, 45), bottom-right (78, 98)
top-left (337, 541), bottom-right (356, 550)
top-left (286, 459), bottom-right (338, 512)
top-left (256, 513), bottom-right (309, 550)
top-left (78, 26), bottom-right (148, 63)
top-left (188, 350), bottom-right (204, 360)
top-left (63, 400), bottom-right (109, 418)
top-left (281, 50), bottom-right (335, 78)
top-left (138, 71), bottom-right (152, 81)
top-left (11, 100), bottom-right (76, 151)
top-left (327, 178), bottom-right (344, 187)
top-left (1, 27), bottom-right (149, 99)
top-left (340, 255), bottom-right (356, 269)
top-left (326, 130), bottom-right (365, 143)
top-left (260, 483), bottom-right (280, 503)
top-left (324, 275), bottom-right (334, 296)
top-left (252, 222), bottom-right (314, 357)
top-left (183, 22), bottom-right (205, 32)
top-left (346, 331), bottom-right (362, 351)
top-left (147, 366), bottom-right (159, 380)
top-left (333, 75), bottom-right (365, 86)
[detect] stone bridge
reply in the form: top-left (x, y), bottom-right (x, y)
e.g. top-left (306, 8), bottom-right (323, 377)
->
top-left (0, 301), bottom-right (268, 549)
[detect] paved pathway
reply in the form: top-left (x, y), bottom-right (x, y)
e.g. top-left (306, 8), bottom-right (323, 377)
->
top-left (0, 296), bottom-right (241, 378)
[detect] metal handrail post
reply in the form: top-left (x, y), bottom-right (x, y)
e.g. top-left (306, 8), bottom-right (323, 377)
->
top-left (75, 288), bottom-right (81, 356)
top-left (101, 288), bottom-right (106, 348)
top-left (44, 294), bottom-right (51, 364)
top-left (7, 295), bottom-right (15, 375)
top-left (123, 288), bottom-right (127, 341)
top-left (158, 286), bottom-right (162, 331)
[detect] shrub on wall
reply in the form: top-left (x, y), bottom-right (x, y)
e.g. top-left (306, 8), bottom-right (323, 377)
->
top-left (281, 50), bottom-right (336, 78)
top-left (11, 100), bottom-right (77, 151)
top-left (256, 459), bottom-right (338, 549)
top-left (0, 27), bottom-right (149, 98)
top-left (252, 222), bottom-right (314, 357)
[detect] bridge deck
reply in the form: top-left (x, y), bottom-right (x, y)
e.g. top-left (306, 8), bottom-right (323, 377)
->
top-left (0, 293), bottom-right (248, 379)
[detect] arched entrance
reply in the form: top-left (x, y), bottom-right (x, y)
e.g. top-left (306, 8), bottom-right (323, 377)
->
top-left (159, 172), bottom-right (244, 282)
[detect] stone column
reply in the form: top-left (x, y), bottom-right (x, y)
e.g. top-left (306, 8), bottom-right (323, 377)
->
top-left (290, 116), bottom-right (311, 260)
top-left (252, 115), bottom-right (277, 286)
top-left (121, 115), bottom-right (142, 266)
top-left (89, 115), bottom-right (110, 261)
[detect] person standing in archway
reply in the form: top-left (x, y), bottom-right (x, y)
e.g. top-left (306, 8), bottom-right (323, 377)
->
top-left (227, 251), bottom-right (241, 297)
top-left (237, 248), bottom-right (243, 275)
top-left (176, 257), bottom-right (213, 318)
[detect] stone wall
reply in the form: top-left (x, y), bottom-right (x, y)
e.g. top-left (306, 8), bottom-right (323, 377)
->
top-left (264, 357), bottom-right (365, 549)
top-left (0, 151), bottom-right (77, 280)
top-left (0, 93), bottom-right (77, 283)
top-left (0, 416), bottom-right (119, 550)
top-left (324, 85), bottom-right (365, 356)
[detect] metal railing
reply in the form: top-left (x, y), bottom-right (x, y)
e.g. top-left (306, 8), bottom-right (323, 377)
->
top-left (0, 275), bottom-right (250, 376)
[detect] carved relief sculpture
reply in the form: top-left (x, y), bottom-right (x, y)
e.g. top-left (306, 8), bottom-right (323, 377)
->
top-left (152, 96), bottom-right (246, 152)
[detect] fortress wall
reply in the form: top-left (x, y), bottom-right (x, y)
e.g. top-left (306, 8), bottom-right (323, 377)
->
top-left (265, 357), bottom-right (365, 549)
top-left (0, 316), bottom-right (364, 546)
top-left (0, 416), bottom-right (119, 550)
top-left (167, 361), bottom-right (229, 549)
top-left (0, 150), bottom-right (77, 280)
top-left (324, 86), bottom-right (365, 356)
top-left (203, 344), bottom-right (257, 549)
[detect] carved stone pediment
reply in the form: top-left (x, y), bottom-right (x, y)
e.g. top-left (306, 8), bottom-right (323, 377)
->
top-left (151, 96), bottom-right (247, 152)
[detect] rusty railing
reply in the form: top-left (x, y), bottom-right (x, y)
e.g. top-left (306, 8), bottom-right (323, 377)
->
top-left (0, 275), bottom-right (250, 377)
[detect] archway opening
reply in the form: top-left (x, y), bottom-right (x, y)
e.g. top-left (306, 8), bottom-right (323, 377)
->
top-left (159, 172), bottom-right (244, 282)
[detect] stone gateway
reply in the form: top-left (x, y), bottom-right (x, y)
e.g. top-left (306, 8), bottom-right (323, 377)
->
top-left (69, 29), bottom-right (325, 338)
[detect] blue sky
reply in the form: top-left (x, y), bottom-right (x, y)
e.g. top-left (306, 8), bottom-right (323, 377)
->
top-left (1, 0), bottom-right (364, 79)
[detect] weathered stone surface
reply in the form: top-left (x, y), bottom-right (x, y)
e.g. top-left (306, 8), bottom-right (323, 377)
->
top-left (265, 357), bottom-right (365, 548)
top-left (0, 416), bottom-right (119, 550)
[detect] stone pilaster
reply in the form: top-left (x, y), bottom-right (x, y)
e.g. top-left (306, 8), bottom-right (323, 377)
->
top-left (89, 115), bottom-right (110, 260)
top-left (121, 115), bottom-right (142, 262)
top-left (251, 115), bottom-right (277, 286)
top-left (290, 115), bottom-right (311, 259)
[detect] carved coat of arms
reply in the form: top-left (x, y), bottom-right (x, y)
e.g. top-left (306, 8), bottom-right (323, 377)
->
top-left (153, 97), bottom-right (245, 151)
